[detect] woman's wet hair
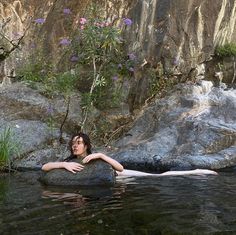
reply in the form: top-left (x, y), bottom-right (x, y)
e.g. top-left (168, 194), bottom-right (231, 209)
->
top-left (70, 132), bottom-right (92, 155)
top-left (64, 132), bottom-right (92, 161)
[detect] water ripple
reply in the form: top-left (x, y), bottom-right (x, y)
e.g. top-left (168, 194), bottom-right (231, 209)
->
top-left (0, 172), bottom-right (236, 234)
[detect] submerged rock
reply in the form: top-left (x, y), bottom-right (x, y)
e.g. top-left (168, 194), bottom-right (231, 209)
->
top-left (39, 159), bottom-right (116, 186)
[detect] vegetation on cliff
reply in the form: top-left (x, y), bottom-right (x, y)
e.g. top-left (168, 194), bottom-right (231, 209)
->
top-left (16, 4), bottom-right (135, 139)
top-left (215, 43), bottom-right (236, 58)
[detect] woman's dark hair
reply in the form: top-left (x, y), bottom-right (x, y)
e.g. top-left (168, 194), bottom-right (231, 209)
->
top-left (64, 132), bottom-right (92, 161)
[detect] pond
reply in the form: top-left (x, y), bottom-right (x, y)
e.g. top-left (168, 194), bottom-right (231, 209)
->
top-left (0, 171), bottom-right (235, 235)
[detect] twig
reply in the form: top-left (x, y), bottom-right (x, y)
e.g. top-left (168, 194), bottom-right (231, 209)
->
top-left (59, 96), bottom-right (71, 143)
top-left (81, 58), bottom-right (105, 130)
top-left (0, 16), bottom-right (32, 61)
top-left (232, 59), bottom-right (236, 84)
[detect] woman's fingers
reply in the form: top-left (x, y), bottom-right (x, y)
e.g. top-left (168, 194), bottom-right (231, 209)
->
top-left (82, 156), bottom-right (91, 164)
top-left (73, 163), bottom-right (84, 171)
top-left (82, 154), bottom-right (99, 164)
top-left (65, 162), bottom-right (84, 173)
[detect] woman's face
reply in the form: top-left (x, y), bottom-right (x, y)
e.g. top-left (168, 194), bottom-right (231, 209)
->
top-left (72, 136), bottom-right (87, 157)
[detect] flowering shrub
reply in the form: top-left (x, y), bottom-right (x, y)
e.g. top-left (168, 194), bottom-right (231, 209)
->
top-left (69, 10), bottom-right (135, 129)
top-left (19, 5), bottom-right (135, 132)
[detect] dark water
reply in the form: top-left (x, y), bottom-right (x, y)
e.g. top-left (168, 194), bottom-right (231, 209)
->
top-left (0, 171), bottom-right (236, 235)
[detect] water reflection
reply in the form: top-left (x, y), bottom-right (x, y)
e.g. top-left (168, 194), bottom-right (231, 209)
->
top-left (42, 190), bottom-right (87, 208)
top-left (0, 172), bottom-right (236, 234)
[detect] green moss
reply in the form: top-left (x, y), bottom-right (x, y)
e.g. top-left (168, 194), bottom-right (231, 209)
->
top-left (215, 43), bottom-right (236, 58)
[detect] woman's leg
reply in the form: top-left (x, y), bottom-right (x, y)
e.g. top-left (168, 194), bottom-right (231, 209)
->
top-left (159, 169), bottom-right (218, 176)
top-left (117, 169), bottom-right (218, 177)
top-left (116, 169), bottom-right (154, 176)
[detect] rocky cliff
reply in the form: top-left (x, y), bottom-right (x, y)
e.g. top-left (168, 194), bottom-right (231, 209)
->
top-left (1, 0), bottom-right (236, 106)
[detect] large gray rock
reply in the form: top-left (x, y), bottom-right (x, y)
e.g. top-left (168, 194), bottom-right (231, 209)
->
top-left (112, 81), bottom-right (236, 171)
top-left (0, 119), bottom-right (58, 159)
top-left (39, 159), bottom-right (116, 186)
top-left (0, 82), bottom-right (82, 132)
top-left (13, 147), bottom-right (70, 171)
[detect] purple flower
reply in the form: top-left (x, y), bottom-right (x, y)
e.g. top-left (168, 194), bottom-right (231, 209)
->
top-left (63, 8), bottom-right (71, 14)
top-left (70, 55), bottom-right (79, 62)
top-left (129, 67), bottom-right (134, 72)
top-left (112, 75), bottom-right (118, 81)
top-left (59, 38), bottom-right (71, 46)
top-left (128, 53), bottom-right (136, 60)
top-left (173, 56), bottom-right (180, 66)
top-left (123, 18), bottom-right (132, 26)
top-left (46, 105), bottom-right (54, 115)
top-left (34, 18), bottom-right (45, 24)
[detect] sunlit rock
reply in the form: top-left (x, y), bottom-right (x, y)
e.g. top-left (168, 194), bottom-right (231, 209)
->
top-left (112, 81), bottom-right (236, 171)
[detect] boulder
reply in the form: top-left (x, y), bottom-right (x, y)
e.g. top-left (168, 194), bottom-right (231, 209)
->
top-left (112, 81), bottom-right (236, 171)
top-left (39, 159), bottom-right (116, 186)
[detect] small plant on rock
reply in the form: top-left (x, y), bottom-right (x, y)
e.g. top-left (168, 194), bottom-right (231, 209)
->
top-left (0, 127), bottom-right (20, 171)
top-left (215, 43), bottom-right (236, 58)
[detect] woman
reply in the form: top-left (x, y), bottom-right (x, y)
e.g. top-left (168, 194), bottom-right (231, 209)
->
top-left (42, 133), bottom-right (218, 176)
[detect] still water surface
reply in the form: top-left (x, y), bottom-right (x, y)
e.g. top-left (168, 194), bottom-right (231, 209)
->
top-left (0, 171), bottom-right (235, 235)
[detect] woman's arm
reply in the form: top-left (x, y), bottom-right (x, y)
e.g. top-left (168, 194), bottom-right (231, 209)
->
top-left (41, 162), bottom-right (84, 173)
top-left (82, 153), bottom-right (124, 172)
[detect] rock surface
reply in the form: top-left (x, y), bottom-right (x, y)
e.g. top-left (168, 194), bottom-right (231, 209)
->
top-left (0, 80), bottom-right (235, 172)
top-left (1, 0), bottom-right (236, 108)
top-left (111, 81), bottom-right (236, 171)
top-left (39, 159), bottom-right (116, 186)
top-left (0, 82), bottom-right (82, 131)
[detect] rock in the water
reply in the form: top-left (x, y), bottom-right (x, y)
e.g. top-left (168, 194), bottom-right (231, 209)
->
top-left (39, 159), bottom-right (116, 186)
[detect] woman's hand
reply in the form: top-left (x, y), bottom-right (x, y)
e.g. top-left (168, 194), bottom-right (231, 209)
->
top-left (63, 162), bottom-right (84, 174)
top-left (82, 153), bottom-right (101, 164)
top-left (82, 153), bottom-right (124, 172)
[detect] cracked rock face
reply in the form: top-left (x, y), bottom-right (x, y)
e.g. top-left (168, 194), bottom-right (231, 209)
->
top-left (2, 0), bottom-right (236, 104)
top-left (112, 81), bottom-right (236, 171)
